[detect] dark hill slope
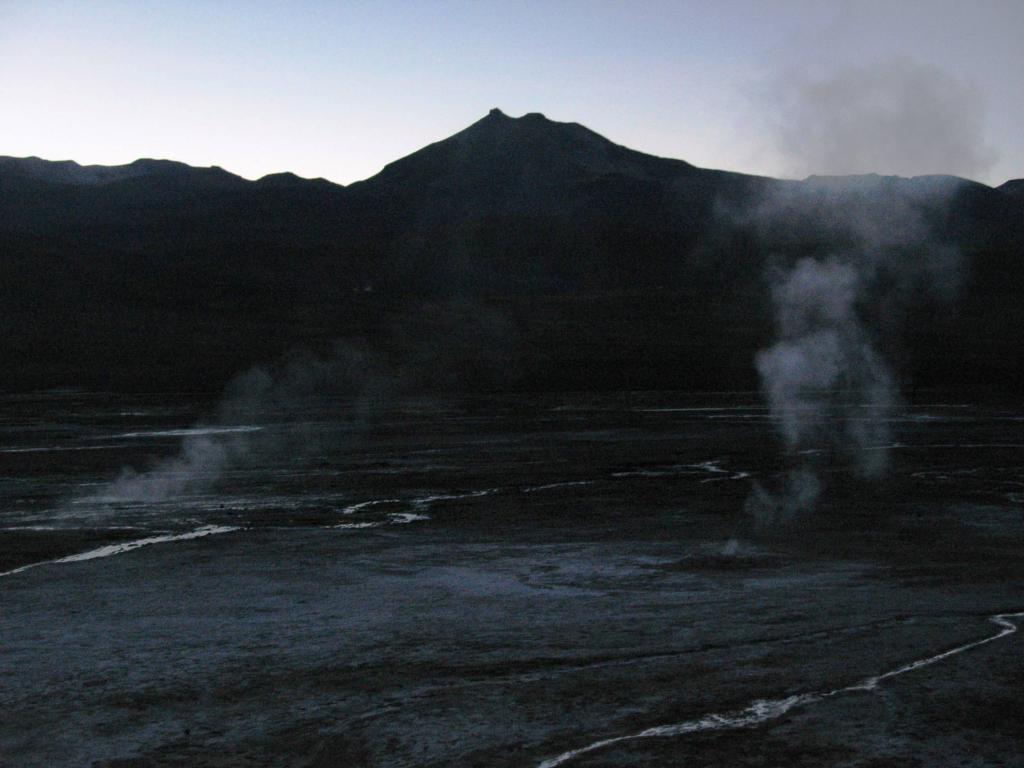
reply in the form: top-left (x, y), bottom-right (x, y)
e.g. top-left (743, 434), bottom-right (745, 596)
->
top-left (1, 112), bottom-right (1022, 395)
top-left (998, 179), bottom-right (1024, 199)
top-left (344, 109), bottom-right (771, 294)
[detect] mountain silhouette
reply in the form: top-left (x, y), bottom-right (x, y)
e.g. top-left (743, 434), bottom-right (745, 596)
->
top-left (363, 108), bottom-right (700, 191)
top-left (998, 178), bottom-right (1024, 198)
top-left (1, 111), bottom-right (1022, 394)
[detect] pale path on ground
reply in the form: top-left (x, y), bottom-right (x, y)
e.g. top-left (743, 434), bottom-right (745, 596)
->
top-left (537, 611), bottom-right (1024, 768)
top-left (0, 525), bottom-right (239, 578)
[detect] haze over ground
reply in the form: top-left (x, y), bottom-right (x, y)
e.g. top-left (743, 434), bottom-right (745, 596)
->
top-left (1, 0), bottom-right (1021, 186)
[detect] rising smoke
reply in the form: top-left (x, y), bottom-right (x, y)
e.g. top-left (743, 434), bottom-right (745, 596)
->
top-left (769, 58), bottom-right (997, 181)
top-left (757, 257), bottom-right (895, 475)
top-left (80, 301), bottom-right (517, 508)
top-left (84, 343), bottom-right (383, 505)
top-left (744, 57), bottom-right (988, 521)
top-left (746, 180), bottom-right (969, 522)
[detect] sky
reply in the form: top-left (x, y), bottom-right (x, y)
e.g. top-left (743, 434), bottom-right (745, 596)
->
top-left (1, 0), bottom-right (1021, 186)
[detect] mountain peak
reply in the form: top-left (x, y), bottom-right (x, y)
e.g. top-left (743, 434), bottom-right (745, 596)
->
top-left (364, 109), bottom-right (695, 191)
top-left (483, 108), bottom-right (549, 124)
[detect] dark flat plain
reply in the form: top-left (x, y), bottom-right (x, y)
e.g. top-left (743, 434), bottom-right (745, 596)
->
top-left (1, 392), bottom-right (1023, 767)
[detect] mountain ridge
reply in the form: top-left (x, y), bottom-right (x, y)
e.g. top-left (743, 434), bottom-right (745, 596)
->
top-left (1, 110), bottom-right (1022, 395)
top-left (4, 110), bottom-right (1019, 191)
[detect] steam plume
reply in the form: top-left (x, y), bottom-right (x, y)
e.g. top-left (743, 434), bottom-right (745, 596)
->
top-left (769, 58), bottom-right (997, 181)
top-left (758, 257), bottom-right (895, 473)
top-left (79, 300), bottom-right (516, 508)
top-left (82, 343), bottom-right (382, 506)
top-left (745, 180), bottom-right (966, 521)
top-left (735, 55), bottom-right (992, 523)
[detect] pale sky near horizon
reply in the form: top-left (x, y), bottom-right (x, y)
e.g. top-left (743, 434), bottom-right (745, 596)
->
top-left (1, 0), bottom-right (1021, 186)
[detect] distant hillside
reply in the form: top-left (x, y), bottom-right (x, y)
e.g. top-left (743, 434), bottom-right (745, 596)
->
top-left (999, 179), bottom-right (1024, 198)
top-left (1, 111), bottom-right (1022, 395)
